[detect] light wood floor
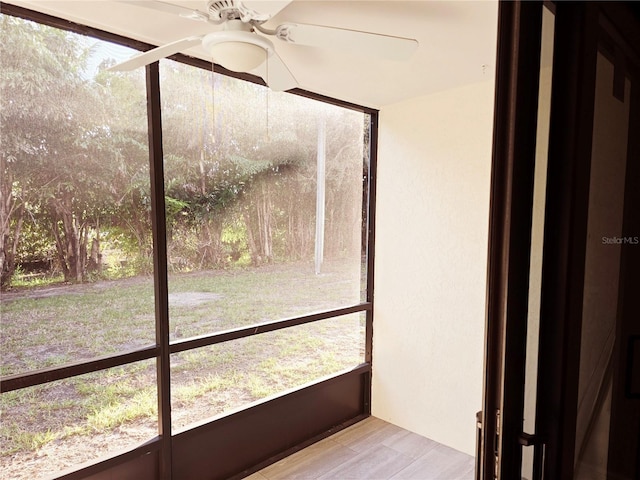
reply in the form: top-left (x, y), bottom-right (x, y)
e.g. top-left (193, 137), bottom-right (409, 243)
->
top-left (246, 416), bottom-right (476, 480)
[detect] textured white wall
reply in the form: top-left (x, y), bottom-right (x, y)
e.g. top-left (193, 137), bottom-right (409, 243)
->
top-left (372, 80), bottom-right (495, 455)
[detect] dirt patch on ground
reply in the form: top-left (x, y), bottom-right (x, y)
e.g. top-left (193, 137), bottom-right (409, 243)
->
top-left (1, 419), bottom-right (157, 480)
top-left (168, 292), bottom-right (222, 307)
top-left (0, 276), bottom-right (153, 302)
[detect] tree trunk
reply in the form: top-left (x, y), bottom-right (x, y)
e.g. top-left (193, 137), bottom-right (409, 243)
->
top-left (79, 221), bottom-right (87, 279)
top-left (0, 156), bottom-right (21, 288)
top-left (0, 204), bottom-right (24, 288)
top-left (51, 216), bottom-right (70, 281)
top-left (51, 192), bottom-right (86, 283)
top-left (244, 210), bottom-right (260, 266)
top-left (199, 220), bottom-right (223, 268)
top-left (89, 218), bottom-right (102, 274)
top-left (258, 181), bottom-right (273, 263)
top-left (124, 197), bottom-right (153, 272)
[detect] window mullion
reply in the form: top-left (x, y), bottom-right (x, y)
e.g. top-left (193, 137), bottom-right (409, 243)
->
top-left (146, 60), bottom-right (173, 480)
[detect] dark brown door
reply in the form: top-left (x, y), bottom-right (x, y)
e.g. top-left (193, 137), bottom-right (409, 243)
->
top-left (481, 2), bottom-right (640, 479)
top-left (534, 3), bottom-right (640, 479)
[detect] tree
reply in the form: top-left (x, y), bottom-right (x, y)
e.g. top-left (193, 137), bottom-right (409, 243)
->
top-left (94, 61), bottom-right (151, 273)
top-left (0, 15), bottom-right (96, 284)
top-left (159, 64), bottom-right (289, 269)
top-left (1, 13), bottom-right (368, 287)
top-left (157, 62), bottom-right (368, 269)
top-left (1, 15), bottom-right (150, 285)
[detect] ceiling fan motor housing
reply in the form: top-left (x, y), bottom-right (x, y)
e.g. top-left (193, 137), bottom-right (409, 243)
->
top-left (207, 0), bottom-right (270, 23)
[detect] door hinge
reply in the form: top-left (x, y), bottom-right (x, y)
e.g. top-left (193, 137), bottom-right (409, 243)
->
top-left (494, 409), bottom-right (501, 480)
top-left (475, 412), bottom-right (482, 480)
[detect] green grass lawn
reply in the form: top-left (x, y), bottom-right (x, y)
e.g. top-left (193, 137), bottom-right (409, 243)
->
top-left (0, 260), bottom-right (366, 479)
top-left (1, 261), bottom-right (363, 376)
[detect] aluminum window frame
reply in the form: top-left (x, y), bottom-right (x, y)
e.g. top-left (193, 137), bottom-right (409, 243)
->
top-left (0, 3), bottom-right (378, 478)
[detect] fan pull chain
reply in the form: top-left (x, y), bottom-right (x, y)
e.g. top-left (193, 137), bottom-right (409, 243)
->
top-left (211, 62), bottom-right (216, 144)
top-left (265, 49), bottom-right (270, 142)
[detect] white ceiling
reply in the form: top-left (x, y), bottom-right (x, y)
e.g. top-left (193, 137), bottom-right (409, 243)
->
top-left (5, 0), bottom-right (498, 109)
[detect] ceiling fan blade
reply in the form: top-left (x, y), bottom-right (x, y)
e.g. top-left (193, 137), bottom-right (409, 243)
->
top-left (253, 51), bottom-right (297, 92)
top-left (279, 23), bottom-right (419, 61)
top-left (108, 36), bottom-right (204, 71)
top-left (242, 1), bottom-right (292, 19)
top-left (118, 1), bottom-right (210, 21)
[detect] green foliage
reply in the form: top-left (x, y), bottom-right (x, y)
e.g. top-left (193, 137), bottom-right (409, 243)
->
top-left (13, 217), bottom-right (56, 265)
top-left (221, 217), bottom-right (250, 265)
top-left (10, 266), bottom-right (64, 289)
top-left (164, 196), bottom-right (188, 219)
top-left (0, 14), bottom-right (152, 286)
top-left (1, 12), bottom-right (368, 288)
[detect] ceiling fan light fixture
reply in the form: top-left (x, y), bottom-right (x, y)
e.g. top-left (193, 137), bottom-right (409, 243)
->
top-left (203, 31), bottom-right (273, 72)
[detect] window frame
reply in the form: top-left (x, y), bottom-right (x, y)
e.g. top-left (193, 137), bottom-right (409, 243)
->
top-left (0, 3), bottom-right (378, 479)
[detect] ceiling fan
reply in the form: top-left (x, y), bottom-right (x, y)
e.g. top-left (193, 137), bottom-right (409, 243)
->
top-left (109, 0), bottom-right (419, 91)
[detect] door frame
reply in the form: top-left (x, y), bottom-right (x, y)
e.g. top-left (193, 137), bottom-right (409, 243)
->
top-left (481, 2), bottom-right (640, 478)
top-left (480, 1), bottom-right (544, 478)
top-left (533, 2), bottom-right (599, 477)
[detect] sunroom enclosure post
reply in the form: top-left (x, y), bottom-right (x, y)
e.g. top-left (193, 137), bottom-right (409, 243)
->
top-left (146, 61), bottom-right (173, 479)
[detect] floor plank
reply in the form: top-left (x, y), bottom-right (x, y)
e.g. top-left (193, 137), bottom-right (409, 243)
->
top-left (330, 417), bottom-right (406, 453)
top-left (317, 444), bottom-right (415, 480)
top-left (390, 445), bottom-right (474, 480)
top-left (244, 473), bottom-right (269, 480)
top-left (261, 439), bottom-right (359, 480)
top-left (382, 429), bottom-right (440, 459)
top-left (254, 417), bottom-right (475, 480)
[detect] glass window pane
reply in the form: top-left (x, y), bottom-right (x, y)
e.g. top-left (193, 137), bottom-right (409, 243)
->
top-left (0, 360), bottom-right (158, 480)
top-left (159, 61), bottom-right (369, 336)
top-left (0, 16), bottom-right (154, 376)
top-left (522, 6), bottom-right (554, 479)
top-left (170, 313), bottom-right (365, 431)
